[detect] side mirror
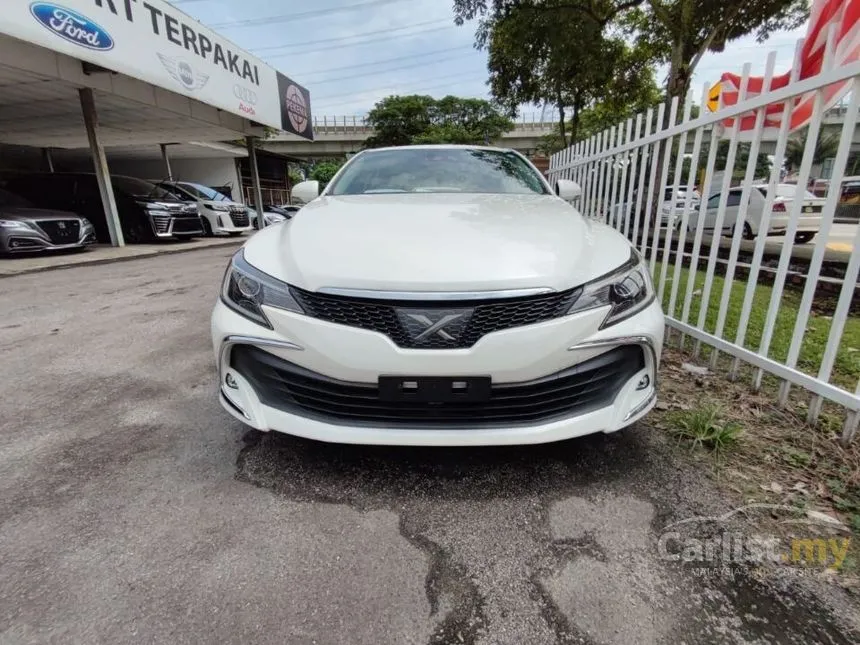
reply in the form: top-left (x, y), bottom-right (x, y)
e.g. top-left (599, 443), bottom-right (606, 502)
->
top-left (555, 179), bottom-right (582, 202)
top-left (291, 180), bottom-right (320, 204)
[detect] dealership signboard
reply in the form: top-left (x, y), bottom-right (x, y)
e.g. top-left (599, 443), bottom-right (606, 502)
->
top-left (1, 0), bottom-right (313, 139)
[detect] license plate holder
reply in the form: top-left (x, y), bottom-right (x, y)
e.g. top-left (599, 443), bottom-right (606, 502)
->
top-left (378, 376), bottom-right (491, 403)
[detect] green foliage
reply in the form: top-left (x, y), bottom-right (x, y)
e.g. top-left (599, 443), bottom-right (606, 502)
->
top-left (715, 140), bottom-right (772, 180)
top-left (785, 128), bottom-right (841, 172)
top-left (452, 0), bottom-right (810, 106)
top-left (364, 95), bottom-right (513, 148)
top-left (309, 160), bottom-right (345, 188)
top-left (669, 404), bottom-right (743, 451)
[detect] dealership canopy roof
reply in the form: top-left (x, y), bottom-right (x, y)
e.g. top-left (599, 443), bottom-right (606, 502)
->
top-left (0, 0), bottom-right (313, 149)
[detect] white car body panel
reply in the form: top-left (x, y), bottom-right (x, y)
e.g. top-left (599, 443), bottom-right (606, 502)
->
top-left (243, 193), bottom-right (630, 293)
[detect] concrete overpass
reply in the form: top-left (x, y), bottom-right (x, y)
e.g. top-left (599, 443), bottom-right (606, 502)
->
top-left (260, 114), bottom-right (556, 158)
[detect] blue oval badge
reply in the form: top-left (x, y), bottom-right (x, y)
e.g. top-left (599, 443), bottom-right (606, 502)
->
top-left (29, 2), bottom-right (114, 51)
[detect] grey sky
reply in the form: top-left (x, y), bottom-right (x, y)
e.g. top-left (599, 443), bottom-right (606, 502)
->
top-left (172, 0), bottom-right (808, 119)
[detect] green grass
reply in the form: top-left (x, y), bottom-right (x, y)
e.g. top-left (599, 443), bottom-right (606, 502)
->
top-left (668, 404), bottom-right (744, 452)
top-left (654, 262), bottom-right (860, 389)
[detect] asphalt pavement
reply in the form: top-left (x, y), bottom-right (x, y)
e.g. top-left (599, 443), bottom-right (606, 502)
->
top-left (0, 247), bottom-right (857, 645)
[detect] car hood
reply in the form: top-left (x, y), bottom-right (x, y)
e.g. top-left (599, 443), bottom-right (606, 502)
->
top-left (243, 193), bottom-right (632, 292)
top-left (0, 206), bottom-right (80, 221)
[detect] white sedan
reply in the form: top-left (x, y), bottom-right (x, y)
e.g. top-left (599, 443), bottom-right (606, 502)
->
top-left (211, 145), bottom-right (664, 446)
top-left (687, 183), bottom-right (825, 243)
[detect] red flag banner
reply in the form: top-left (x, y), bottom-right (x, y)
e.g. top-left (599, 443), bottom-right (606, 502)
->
top-left (714, 0), bottom-right (860, 134)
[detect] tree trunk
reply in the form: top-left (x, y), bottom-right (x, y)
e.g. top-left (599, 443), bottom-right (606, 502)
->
top-left (571, 94), bottom-right (581, 142)
top-left (558, 104), bottom-right (567, 149)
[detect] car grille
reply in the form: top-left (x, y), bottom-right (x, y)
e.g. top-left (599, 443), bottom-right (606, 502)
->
top-left (152, 214), bottom-right (171, 234)
top-left (36, 219), bottom-right (80, 244)
top-left (230, 344), bottom-right (644, 426)
top-left (171, 217), bottom-right (203, 234)
top-left (229, 210), bottom-right (249, 227)
top-left (289, 287), bottom-right (582, 349)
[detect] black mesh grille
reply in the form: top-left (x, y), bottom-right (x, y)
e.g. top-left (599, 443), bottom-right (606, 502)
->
top-left (36, 220), bottom-right (80, 243)
top-left (231, 344), bottom-right (644, 427)
top-left (290, 287), bottom-right (581, 349)
top-left (229, 210), bottom-right (249, 227)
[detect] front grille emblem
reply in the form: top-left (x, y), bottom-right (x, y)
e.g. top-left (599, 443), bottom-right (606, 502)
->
top-left (397, 308), bottom-right (473, 344)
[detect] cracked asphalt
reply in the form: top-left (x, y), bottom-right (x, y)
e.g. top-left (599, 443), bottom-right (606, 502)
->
top-left (0, 246), bottom-right (856, 645)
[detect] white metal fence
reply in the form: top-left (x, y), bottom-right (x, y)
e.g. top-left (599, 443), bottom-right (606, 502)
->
top-left (548, 36), bottom-right (860, 442)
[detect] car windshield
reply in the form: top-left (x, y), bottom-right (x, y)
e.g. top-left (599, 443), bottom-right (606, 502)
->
top-left (112, 176), bottom-right (179, 200)
top-left (327, 148), bottom-right (550, 196)
top-left (177, 182), bottom-right (230, 201)
top-left (0, 187), bottom-right (33, 208)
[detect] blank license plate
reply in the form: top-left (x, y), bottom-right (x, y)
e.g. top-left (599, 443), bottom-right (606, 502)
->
top-left (378, 376), bottom-right (491, 403)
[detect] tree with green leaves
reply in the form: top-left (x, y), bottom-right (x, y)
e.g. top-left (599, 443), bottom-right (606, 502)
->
top-left (309, 160), bottom-right (345, 189)
top-left (453, 0), bottom-right (808, 107)
top-left (784, 128), bottom-right (841, 173)
top-left (364, 95), bottom-right (513, 148)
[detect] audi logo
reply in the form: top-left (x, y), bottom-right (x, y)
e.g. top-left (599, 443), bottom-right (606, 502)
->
top-left (233, 85), bottom-right (257, 105)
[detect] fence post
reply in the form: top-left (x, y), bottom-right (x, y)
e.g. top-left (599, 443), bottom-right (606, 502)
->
top-left (754, 31), bottom-right (838, 389)
top-left (782, 74), bottom-right (860, 409)
top-left (731, 40), bottom-right (804, 381)
top-left (658, 92), bottom-right (693, 305)
top-left (640, 102), bottom-right (666, 263)
top-left (630, 107), bottom-right (654, 250)
top-left (667, 83), bottom-right (710, 321)
top-left (622, 114), bottom-right (643, 239)
top-left (693, 63), bottom-right (751, 359)
top-left (710, 54), bottom-right (777, 369)
top-left (649, 98), bottom-right (678, 275)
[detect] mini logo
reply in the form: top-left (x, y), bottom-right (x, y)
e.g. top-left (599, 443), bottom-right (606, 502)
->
top-left (30, 2), bottom-right (114, 51)
top-left (234, 84), bottom-right (257, 105)
top-left (57, 221), bottom-right (66, 229)
top-left (157, 53), bottom-right (209, 91)
top-left (285, 84), bottom-right (308, 133)
top-left (397, 308), bottom-right (473, 344)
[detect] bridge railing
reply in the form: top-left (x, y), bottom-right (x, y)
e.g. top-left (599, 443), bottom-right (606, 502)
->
top-left (310, 113), bottom-right (558, 135)
top-left (548, 32), bottom-right (860, 441)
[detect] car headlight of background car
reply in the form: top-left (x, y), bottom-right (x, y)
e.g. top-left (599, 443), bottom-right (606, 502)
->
top-left (0, 219), bottom-right (30, 229)
top-left (206, 203), bottom-right (230, 211)
top-left (263, 212), bottom-right (286, 225)
top-left (221, 250), bottom-right (304, 328)
top-left (566, 248), bottom-right (654, 328)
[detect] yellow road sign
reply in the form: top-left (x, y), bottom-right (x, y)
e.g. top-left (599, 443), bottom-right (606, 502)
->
top-left (707, 82), bottom-right (721, 112)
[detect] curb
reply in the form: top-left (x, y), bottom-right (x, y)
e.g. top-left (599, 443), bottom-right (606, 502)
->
top-left (0, 238), bottom-right (244, 279)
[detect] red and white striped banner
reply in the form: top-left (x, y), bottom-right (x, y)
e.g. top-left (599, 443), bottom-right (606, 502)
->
top-left (714, 0), bottom-right (860, 134)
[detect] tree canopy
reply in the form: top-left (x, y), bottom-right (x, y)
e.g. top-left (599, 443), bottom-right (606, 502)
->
top-left (364, 95), bottom-right (514, 148)
top-left (453, 0), bottom-right (809, 107)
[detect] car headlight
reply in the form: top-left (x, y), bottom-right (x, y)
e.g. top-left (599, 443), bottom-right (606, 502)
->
top-left (221, 250), bottom-right (304, 328)
top-left (0, 219), bottom-right (29, 229)
top-left (264, 212), bottom-right (286, 224)
top-left (205, 203), bottom-right (229, 211)
top-left (81, 218), bottom-right (94, 229)
top-left (566, 248), bottom-right (654, 328)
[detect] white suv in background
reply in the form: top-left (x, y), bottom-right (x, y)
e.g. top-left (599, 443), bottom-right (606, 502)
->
top-left (155, 181), bottom-right (252, 237)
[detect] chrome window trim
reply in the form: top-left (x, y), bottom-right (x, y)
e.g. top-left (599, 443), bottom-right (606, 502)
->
top-left (315, 286), bottom-right (556, 301)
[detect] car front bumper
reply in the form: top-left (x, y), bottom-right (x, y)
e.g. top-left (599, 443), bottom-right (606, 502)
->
top-left (0, 226), bottom-right (96, 253)
top-left (211, 296), bottom-right (665, 446)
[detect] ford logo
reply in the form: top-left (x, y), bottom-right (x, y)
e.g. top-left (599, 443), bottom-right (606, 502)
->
top-left (30, 2), bottom-right (114, 51)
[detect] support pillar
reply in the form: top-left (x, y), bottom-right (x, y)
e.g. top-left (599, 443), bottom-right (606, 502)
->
top-left (246, 136), bottom-right (266, 228)
top-left (160, 143), bottom-right (173, 181)
top-left (79, 88), bottom-right (124, 247)
top-left (42, 148), bottom-right (54, 172)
